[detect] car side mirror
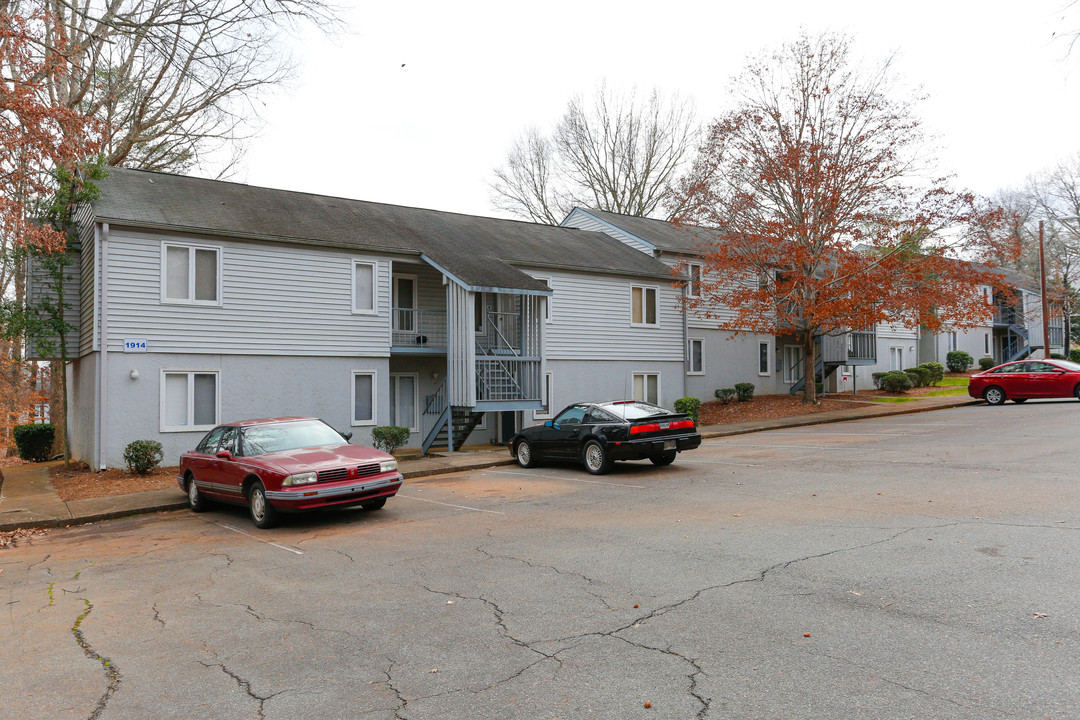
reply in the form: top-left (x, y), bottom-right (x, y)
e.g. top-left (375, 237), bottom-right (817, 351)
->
top-left (215, 449), bottom-right (232, 460)
top-left (341, 431), bottom-right (353, 441)
top-left (544, 421), bottom-right (553, 428)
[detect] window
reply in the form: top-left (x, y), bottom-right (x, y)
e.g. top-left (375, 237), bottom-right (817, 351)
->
top-left (688, 338), bottom-right (703, 374)
top-left (353, 261), bottom-right (376, 314)
top-left (161, 370), bottom-right (218, 431)
top-left (632, 372), bottom-right (659, 405)
top-left (392, 275), bottom-right (416, 331)
top-left (352, 371), bottom-right (376, 426)
top-left (535, 372), bottom-right (554, 419)
top-left (533, 277), bottom-right (553, 322)
top-left (389, 373), bottom-right (418, 432)
top-left (889, 347), bottom-right (904, 371)
top-left (758, 340), bottom-right (771, 376)
top-left (984, 333), bottom-right (990, 355)
top-left (687, 263), bottom-right (702, 298)
top-left (474, 292), bottom-right (488, 334)
top-left (162, 243), bottom-right (219, 304)
top-left (949, 331), bottom-right (958, 352)
top-left (782, 346), bottom-right (803, 384)
top-left (631, 285), bottom-right (658, 326)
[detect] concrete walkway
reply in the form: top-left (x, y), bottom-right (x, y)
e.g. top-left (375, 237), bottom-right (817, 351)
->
top-left (0, 394), bottom-right (976, 532)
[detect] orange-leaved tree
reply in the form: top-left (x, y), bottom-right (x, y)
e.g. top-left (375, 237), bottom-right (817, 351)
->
top-left (668, 32), bottom-right (1020, 404)
top-left (1, 5), bottom-right (98, 450)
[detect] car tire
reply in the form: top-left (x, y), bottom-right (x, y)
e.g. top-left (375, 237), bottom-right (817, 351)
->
top-left (361, 497), bottom-right (386, 511)
top-left (186, 473), bottom-right (210, 512)
top-left (582, 439), bottom-right (612, 475)
top-left (1075, 384), bottom-right (1080, 401)
top-left (650, 451), bottom-right (677, 466)
top-left (515, 440), bottom-right (539, 468)
top-left (983, 386), bottom-right (1006, 406)
top-left (1011, 398), bottom-right (1027, 404)
top-left (248, 480), bottom-right (280, 529)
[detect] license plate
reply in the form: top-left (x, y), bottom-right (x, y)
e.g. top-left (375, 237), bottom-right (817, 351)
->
top-left (663, 440), bottom-right (676, 450)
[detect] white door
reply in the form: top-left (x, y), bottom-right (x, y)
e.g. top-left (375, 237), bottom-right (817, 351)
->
top-left (389, 374), bottom-right (418, 432)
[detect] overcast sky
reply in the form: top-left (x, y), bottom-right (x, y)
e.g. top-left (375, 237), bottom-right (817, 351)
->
top-left (230, 0), bottom-right (1080, 220)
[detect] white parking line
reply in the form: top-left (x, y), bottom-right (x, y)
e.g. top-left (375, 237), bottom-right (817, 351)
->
top-left (489, 469), bottom-right (646, 488)
top-left (396, 495), bottom-right (506, 514)
top-left (727, 443), bottom-right (842, 451)
top-left (199, 518), bottom-right (305, 555)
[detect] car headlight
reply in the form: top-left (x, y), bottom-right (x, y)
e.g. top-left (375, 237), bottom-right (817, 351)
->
top-left (380, 459), bottom-right (398, 473)
top-left (282, 471), bottom-right (317, 487)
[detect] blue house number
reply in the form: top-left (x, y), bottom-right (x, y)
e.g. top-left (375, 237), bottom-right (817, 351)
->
top-left (123, 338), bottom-right (148, 353)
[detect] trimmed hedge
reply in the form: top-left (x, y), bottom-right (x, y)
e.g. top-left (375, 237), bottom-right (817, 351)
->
top-left (1070, 349), bottom-right (1080, 363)
top-left (371, 426), bottom-right (410, 455)
top-left (919, 362), bottom-right (945, 385)
top-left (871, 372), bottom-right (887, 390)
top-left (879, 370), bottom-right (913, 393)
top-left (13, 423), bottom-right (54, 462)
top-left (124, 440), bottom-right (163, 475)
top-left (734, 382), bottom-right (755, 402)
top-left (978, 356), bottom-right (996, 371)
top-left (674, 396), bottom-right (701, 423)
top-left (946, 350), bottom-right (974, 372)
top-left (714, 388), bottom-right (736, 405)
top-left (904, 367), bottom-right (931, 387)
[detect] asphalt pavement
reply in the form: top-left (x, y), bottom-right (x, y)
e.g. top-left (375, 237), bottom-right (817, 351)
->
top-left (0, 395), bottom-right (974, 532)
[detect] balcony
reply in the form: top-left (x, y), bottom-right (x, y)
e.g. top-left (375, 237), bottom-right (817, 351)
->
top-left (992, 304), bottom-right (1024, 328)
top-left (391, 308), bottom-right (447, 351)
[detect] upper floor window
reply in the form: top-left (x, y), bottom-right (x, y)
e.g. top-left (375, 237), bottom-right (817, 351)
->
top-left (353, 261), bottom-right (377, 314)
top-left (631, 285), bottom-right (658, 326)
top-left (163, 243), bottom-right (220, 305)
top-left (687, 263), bottom-right (702, 298)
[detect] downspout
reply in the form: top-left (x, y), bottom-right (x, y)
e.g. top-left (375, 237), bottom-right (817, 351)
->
top-left (98, 223), bottom-right (109, 470)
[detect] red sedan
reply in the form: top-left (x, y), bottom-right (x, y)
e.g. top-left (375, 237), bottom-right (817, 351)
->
top-left (178, 417), bottom-right (403, 528)
top-left (968, 359), bottom-right (1080, 405)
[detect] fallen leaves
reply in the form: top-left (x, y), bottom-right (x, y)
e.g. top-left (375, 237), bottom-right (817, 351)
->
top-left (0, 527), bottom-right (48, 549)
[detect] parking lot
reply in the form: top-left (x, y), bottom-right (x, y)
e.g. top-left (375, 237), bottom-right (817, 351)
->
top-left (3, 402), bottom-right (1080, 719)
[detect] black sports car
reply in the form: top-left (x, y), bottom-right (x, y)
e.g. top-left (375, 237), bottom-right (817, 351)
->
top-left (509, 400), bottom-right (702, 475)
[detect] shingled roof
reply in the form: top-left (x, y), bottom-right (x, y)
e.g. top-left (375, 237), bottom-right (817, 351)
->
top-left (573, 208), bottom-right (722, 255)
top-left (90, 167), bottom-right (675, 292)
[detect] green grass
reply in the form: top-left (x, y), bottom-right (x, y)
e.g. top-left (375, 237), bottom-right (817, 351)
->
top-left (924, 387), bottom-right (969, 397)
top-left (936, 376), bottom-right (970, 387)
top-left (871, 396), bottom-right (919, 403)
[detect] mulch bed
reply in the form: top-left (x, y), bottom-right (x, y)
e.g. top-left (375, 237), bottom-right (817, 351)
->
top-left (49, 463), bottom-right (181, 502)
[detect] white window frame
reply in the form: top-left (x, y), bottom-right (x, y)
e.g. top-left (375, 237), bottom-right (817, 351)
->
top-left (474, 292), bottom-right (488, 336)
top-left (687, 262), bottom-right (703, 298)
top-left (630, 285), bottom-right (659, 327)
top-left (351, 370), bottom-right (377, 426)
top-left (160, 242), bottom-right (222, 306)
top-left (758, 339), bottom-right (772, 376)
top-left (949, 331), bottom-right (958, 352)
top-left (532, 276), bottom-right (554, 323)
top-left (632, 372), bottom-right (660, 405)
top-left (984, 332), bottom-right (990, 355)
top-left (889, 346), bottom-right (904, 372)
top-left (534, 372), bottom-right (554, 419)
top-left (688, 338), bottom-right (704, 375)
top-left (475, 413), bottom-right (488, 430)
top-left (352, 260), bottom-right (378, 315)
top-left (782, 345), bottom-right (803, 384)
top-left (388, 373), bottom-right (419, 433)
top-left (159, 369), bottom-right (220, 432)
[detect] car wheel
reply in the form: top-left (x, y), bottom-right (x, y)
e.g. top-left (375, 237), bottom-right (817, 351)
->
top-left (248, 480), bottom-right (279, 529)
top-left (582, 440), bottom-right (612, 475)
top-left (650, 451), bottom-right (677, 466)
top-left (983, 386), bottom-right (1006, 406)
top-left (186, 473), bottom-right (210, 512)
top-left (1011, 398), bottom-right (1027, 404)
top-left (361, 497), bottom-right (386, 511)
top-left (1075, 384), bottom-right (1080, 401)
top-left (515, 440), bottom-right (539, 468)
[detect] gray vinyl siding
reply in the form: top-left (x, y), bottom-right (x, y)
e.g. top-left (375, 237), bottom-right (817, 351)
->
top-left (394, 260), bottom-right (446, 315)
top-left (76, 205), bottom-right (96, 356)
top-left (103, 228), bottom-right (395, 355)
top-left (25, 250), bottom-right (81, 360)
top-left (523, 268), bottom-right (682, 362)
top-left (561, 209), bottom-right (654, 254)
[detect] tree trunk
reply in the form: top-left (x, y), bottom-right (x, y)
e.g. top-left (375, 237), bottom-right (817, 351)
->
top-left (801, 330), bottom-right (818, 405)
top-left (49, 360), bottom-right (67, 462)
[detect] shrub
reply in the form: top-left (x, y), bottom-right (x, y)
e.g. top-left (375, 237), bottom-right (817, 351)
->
top-left (734, 382), bottom-right (755, 402)
top-left (1070, 349), bottom-right (1080, 363)
top-left (13, 424), bottom-right (55, 462)
top-left (871, 372), bottom-right (887, 390)
top-left (371, 426), bottom-right (410, 455)
top-left (714, 388), bottom-right (736, 405)
top-left (674, 396), bottom-right (701, 422)
top-left (945, 350), bottom-right (974, 373)
top-left (815, 381), bottom-right (824, 396)
top-left (124, 440), bottom-right (164, 475)
top-left (978, 356), bottom-right (996, 371)
top-left (1050, 353), bottom-right (1066, 360)
top-left (879, 370), bottom-right (913, 393)
top-left (903, 367), bottom-right (931, 387)
top-left (918, 362), bottom-right (945, 385)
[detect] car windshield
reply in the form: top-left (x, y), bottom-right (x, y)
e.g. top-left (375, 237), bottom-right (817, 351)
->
top-left (600, 401), bottom-right (669, 419)
top-left (1052, 359), bottom-right (1080, 372)
top-left (240, 420), bottom-right (346, 456)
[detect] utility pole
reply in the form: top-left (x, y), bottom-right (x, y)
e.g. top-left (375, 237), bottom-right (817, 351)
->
top-left (1040, 220), bottom-right (1051, 359)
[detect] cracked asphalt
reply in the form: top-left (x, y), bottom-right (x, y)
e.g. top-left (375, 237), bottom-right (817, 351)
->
top-left (2, 402), bottom-right (1079, 719)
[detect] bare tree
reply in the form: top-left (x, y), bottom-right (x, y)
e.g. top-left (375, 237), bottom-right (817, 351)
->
top-left (18, 0), bottom-right (337, 175)
top-left (491, 83), bottom-right (699, 224)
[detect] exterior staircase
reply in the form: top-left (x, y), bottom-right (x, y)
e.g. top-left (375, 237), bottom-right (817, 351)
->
top-left (420, 380), bottom-right (486, 454)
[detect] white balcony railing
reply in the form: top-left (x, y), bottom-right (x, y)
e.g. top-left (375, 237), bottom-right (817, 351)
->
top-left (392, 308), bottom-right (447, 348)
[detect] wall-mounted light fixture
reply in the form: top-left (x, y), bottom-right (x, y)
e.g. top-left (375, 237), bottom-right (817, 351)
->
top-left (130, 369), bottom-right (139, 380)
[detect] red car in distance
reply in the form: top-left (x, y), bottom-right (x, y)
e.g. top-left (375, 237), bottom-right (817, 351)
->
top-left (968, 359), bottom-right (1080, 405)
top-left (178, 417), bottom-right (403, 528)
